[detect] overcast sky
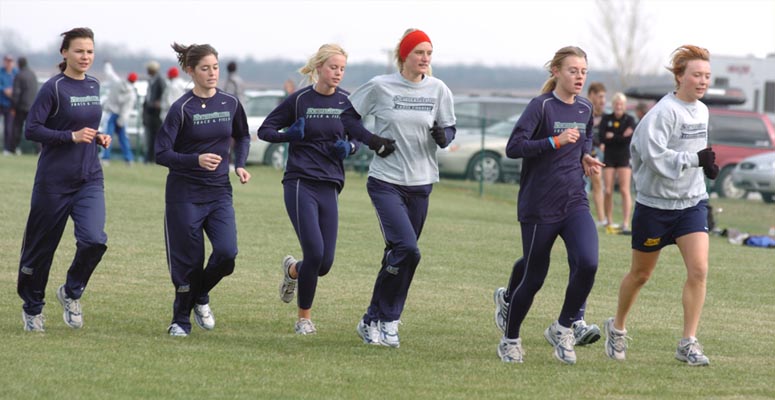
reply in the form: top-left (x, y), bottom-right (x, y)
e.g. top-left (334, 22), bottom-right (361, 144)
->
top-left (1, 0), bottom-right (774, 70)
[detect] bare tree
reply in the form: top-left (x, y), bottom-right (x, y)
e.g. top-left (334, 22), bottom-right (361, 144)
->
top-left (590, 0), bottom-right (658, 90)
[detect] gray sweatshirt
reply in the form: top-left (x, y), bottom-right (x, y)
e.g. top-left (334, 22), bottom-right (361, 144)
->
top-left (630, 92), bottom-right (709, 209)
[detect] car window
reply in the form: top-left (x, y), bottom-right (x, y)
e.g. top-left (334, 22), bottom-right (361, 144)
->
top-left (455, 102), bottom-right (481, 129)
top-left (245, 96), bottom-right (283, 117)
top-left (482, 103), bottom-right (527, 125)
top-left (709, 114), bottom-right (773, 147)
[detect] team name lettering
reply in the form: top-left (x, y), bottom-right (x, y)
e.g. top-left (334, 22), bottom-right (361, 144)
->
top-left (70, 95), bottom-right (100, 106)
top-left (680, 123), bottom-right (707, 139)
top-left (306, 108), bottom-right (344, 119)
top-left (553, 122), bottom-right (587, 135)
top-left (193, 111), bottom-right (231, 125)
top-left (392, 95), bottom-right (436, 113)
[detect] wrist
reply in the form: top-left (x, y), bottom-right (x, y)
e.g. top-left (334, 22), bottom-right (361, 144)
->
top-left (553, 136), bottom-right (561, 149)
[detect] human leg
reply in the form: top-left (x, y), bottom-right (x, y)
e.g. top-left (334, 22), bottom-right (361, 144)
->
top-left (603, 167), bottom-right (616, 227)
top-left (17, 191), bottom-right (71, 316)
top-left (675, 232), bottom-right (709, 339)
top-left (102, 114), bottom-right (118, 161)
top-left (618, 167), bottom-right (632, 230)
top-left (199, 198), bottom-right (238, 303)
top-left (115, 122), bottom-right (134, 163)
top-left (10, 110), bottom-right (27, 153)
top-left (590, 172), bottom-right (606, 225)
top-left (66, 182), bottom-right (108, 300)
top-left (164, 202), bottom-right (206, 333)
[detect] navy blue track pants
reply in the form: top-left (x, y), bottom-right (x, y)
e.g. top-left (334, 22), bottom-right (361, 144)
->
top-left (504, 209), bottom-right (598, 339)
top-left (164, 198), bottom-right (237, 331)
top-left (18, 183), bottom-right (108, 315)
top-left (283, 178), bottom-right (339, 310)
top-left (363, 177), bottom-right (432, 323)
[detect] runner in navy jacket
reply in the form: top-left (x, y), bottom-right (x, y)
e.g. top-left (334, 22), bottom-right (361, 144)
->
top-left (494, 46), bottom-right (605, 364)
top-left (259, 44), bottom-right (360, 335)
top-left (18, 27), bottom-right (112, 332)
top-left (157, 42), bottom-right (251, 337)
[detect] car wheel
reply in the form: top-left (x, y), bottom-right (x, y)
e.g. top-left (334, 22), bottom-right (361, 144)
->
top-left (714, 165), bottom-right (747, 199)
top-left (762, 193), bottom-right (774, 204)
top-left (467, 152), bottom-right (501, 183)
top-left (264, 143), bottom-right (286, 170)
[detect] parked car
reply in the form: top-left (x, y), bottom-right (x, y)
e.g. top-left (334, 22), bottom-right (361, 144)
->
top-left (731, 151), bottom-right (775, 203)
top-left (244, 89), bottom-right (287, 168)
top-left (625, 86), bottom-right (775, 198)
top-left (437, 115), bottom-right (521, 183)
top-left (454, 95), bottom-right (530, 129)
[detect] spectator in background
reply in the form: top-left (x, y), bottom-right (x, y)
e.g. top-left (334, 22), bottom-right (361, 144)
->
top-left (10, 56), bottom-right (38, 155)
top-left (599, 92), bottom-right (635, 234)
top-left (223, 61), bottom-right (245, 103)
top-left (143, 60), bottom-right (165, 163)
top-left (161, 66), bottom-right (188, 120)
top-left (102, 61), bottom-right (137, 165)
top-left (587, 82), bottom-right (607, 227)
top-left (1, 54), bottom-right (18, 155)
top-left (283, 78), bottom-right (296, 97)
top-left (634, 102), bottom-right (649, 123)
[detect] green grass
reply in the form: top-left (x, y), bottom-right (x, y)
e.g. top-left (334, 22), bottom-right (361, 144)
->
top-left (1, 156), bottom-right (774, 399)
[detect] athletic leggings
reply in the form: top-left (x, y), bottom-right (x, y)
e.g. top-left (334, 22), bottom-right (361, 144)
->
top-left (18, 182), bottom-right (108, 315)
top-left (283, 178), bottom-right (339, 310)
top-left (164, 198), bottom-right (238, 332)
top-left (504, 209), bottom-right (598, 339)
top-left (363, 177), bottom-right (432, 323)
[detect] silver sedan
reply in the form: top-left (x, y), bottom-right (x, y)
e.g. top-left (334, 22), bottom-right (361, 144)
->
top-left (731, 151), bottom-right (775, 203)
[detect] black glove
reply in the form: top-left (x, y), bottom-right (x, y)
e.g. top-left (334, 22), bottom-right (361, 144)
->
top-left (697, 147), bottom-right (716, 169)
top-left (285, 118), bottom-right (305, 142)
top-left (697, 147), bottom-right (719, 179)
top-left (330, 139), bottom-right (350, 161)
top-left (430, 121), bottom-right (446, 147)
top-left (703, 164), bottom-right (719, 180)
top-left (368, 135), bottom-right (396, 158)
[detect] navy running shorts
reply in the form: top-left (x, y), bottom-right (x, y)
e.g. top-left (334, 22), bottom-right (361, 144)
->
top-left (631, 200), bottom-right (709, 252)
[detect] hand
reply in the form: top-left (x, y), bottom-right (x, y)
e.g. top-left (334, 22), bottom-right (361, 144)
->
top-left (96, 133), bottom-right (112, 149)
top-left (558, 128), bottom-right (580, 146)
top-left (430, 121), bottom-right (446, 147)
top-left (285, 118), bottom-right (305, 142)
top-left (368, 135), bottom-right (396, 158)
top-left (703, 164), bottom-right (719, 180)
top-left (623, 127), bottom-right (634, 137)
top-left (697, 147), bottom-right (716, 169)
top-left (605, 131), bottom-right (614, 139)
top-left (582, 153), bottom-right (605, 177)
top-left (72, 127), bottom-right (98, 144)
top-left (330, 139), bottom-right (350, 161)
top-left (235, 167), bottom-right (251, 184)
top-left (198, 153), bottom-right (222, 171)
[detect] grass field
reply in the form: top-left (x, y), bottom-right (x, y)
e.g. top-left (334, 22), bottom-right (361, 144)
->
top-left (1, 156), bottom-right (774, 399)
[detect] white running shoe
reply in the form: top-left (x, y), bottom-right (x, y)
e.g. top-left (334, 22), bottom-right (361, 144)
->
top-left (22, 311), bottom-right (45, 332)
top-left (572, 319), bottom-right (601, 346)
top-left (378, 320), bottom-right (401, 348)
top-left (497, 337), bottom-right (524, 363)
top-left (168, 323), bottom-right (188, 337)
top-left (356, 320), bottom-right (380, 345)
top-left (544, 320), bottom-right (577, 365)
top-left (675, 337), bottom-right (710, 366)
top-left (493, 287), bottom-right (508, 333)
top-left (603, 317), bottom-right (630, 361)
top-left (295, 318), bottom-right (317, 335)
top-left (56, 285), bottom-right (83, 329)
top-left (279, 255), bottom-right (298, 303)
top-left (193, 303), bottom-right (215, 330)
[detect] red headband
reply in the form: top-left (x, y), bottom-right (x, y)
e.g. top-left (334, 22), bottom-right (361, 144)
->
top-left (399, 30), bottom-right (432, 61)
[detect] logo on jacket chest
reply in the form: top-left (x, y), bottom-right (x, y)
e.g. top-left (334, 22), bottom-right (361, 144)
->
top-left (193, 111), bottom-right (231, 125)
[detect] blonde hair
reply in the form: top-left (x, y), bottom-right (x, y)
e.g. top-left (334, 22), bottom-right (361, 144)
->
top-left (666, 45), bottom-right (710, 89)
top-left (611, 92), bottom-right (627, 104)
top-left (393, 28), bottom-right (433, 75)
top-left (298, 44), bottom-right (348, 85)
top-left (540, 46), bottom-right (587, 94)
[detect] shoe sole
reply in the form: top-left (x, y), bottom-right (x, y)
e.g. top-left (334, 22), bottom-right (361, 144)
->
top-left (56, 286), bottom-right (82, 329)
top-left (575, 329), bottom-right (601, 346)
top-left (675, 353), bottom-right (710, 366)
